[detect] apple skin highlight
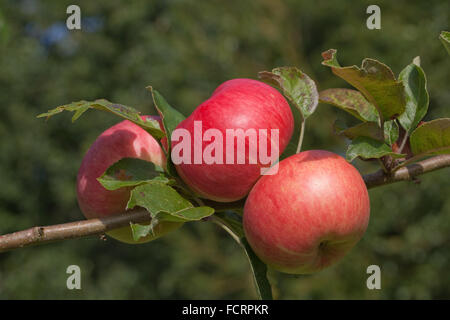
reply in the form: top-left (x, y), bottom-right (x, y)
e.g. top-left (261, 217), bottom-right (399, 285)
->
top-left (243, 150), bottom-right (370, 274)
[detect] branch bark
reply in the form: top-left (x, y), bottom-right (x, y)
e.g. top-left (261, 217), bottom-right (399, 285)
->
top-left (1, 154), bottom-right (449, 253)
top-left (363, 154), bottom-right (450, 189)
top-left (0, 209), bottom-right (151, 253)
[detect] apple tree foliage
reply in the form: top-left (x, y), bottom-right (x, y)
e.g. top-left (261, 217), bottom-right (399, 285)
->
top-left (37, 31), bottom-right (450, 299)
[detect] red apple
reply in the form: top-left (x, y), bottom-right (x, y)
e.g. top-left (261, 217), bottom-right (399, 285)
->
top-left (243, 150), bottom-right (370, 274)
top-left (77, 116), bottom-right (182, 244)
top-left (172, 78), bottom-right (294, 202)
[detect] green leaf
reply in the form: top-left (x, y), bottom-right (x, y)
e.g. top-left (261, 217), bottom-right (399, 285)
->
top-left (148, 88), bottom-right (185, 143)
top-left (346, 136), bottom-right (405, 162)
top-left (130, 208), bottom-right (214, 241)
top-left (126, 183), bottom-right (214, 222)
top-left (147, 87), bottom-right (186, 176)
top-left (37, 99), bottom-right (165, 139)
top-left (97, 158), bottom-right (169, 191)
top-left (258, 67), bottom-right (319, 119)
top-left (335, 119), bottom-right (398, 146)
top-left (280, 101), bottom-right (304, 160)
top-left (241, 238), bottom-right (273, 300)
top-left (130, 222), bottom-right (154, 241)
top-left (410, 118), bottom-right (450, 156)
top-left (321, 49), bottom-right (405, 122)
top-left (212, 213), bottom-right (272, 300)
top-left (440, 31), bottom-right (450, 55)
top-left (321, 49), bottom-right (341, 67)
top-left (336, 121), bottom-right (384, 141)
top-left (398, 62), bottom-right (429, 134)
top-left (384, 120), bottom-right (399, 146)
top-left (319, 88), bottom-right (379, 122)
top-left (158, 206), bottom-right (215, 222)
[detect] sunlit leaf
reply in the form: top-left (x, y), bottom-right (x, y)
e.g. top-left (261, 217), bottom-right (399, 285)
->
top-left (335, 121), bottom-right (384, 141)
top-left (126, 183), bottom-right (214, 222)
top-left (130, 222), bottom-right (154, 241)
top-left (97, 158), bottom-right (169, 191)
top-left (398, 61), bottom-right (429, 134)
top-left (410, 118), bottom-right (450, 156)
top-left (147, 87), bottom-right (186, 176)
top-left (259, 67), bottom-right (318, 119)
top-left (322, 49), bottom-right (405, 122)
top-left (346, 136), bottom-right (405, 162)
top-left (319, 88), bottom-right (378, 122)
top-left (37, 99), bottom-right (165, 139)
top-left (384, 120), bottom-right (399, 146)
top-left (440, 31), bottom-right (450, 55)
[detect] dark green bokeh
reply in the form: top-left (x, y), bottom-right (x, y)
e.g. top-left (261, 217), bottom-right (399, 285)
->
top-left (0, 0), bottom-right (448, 299)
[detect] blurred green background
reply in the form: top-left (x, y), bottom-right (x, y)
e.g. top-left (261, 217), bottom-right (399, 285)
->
top-left (0, 0), bottom-right (449, 299)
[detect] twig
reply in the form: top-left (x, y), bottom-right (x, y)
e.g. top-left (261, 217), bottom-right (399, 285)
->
top-left (398, 132), bottom-right (409, 154)
top-left (0, 209), bottom-right (151, 253)
top-left (210, 215), bottom-right (242, 243)
top-left (364, 154), bottom-right (450, 189)
top-left (377, 158), bottom-right (389, 174)
top-left (0, 154), bottom-right (449, 253)
top-left (296, 118), bottom-right (306, 154)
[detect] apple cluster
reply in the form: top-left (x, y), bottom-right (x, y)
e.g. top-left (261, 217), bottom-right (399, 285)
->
top-left (76, 79), bottom-right (370, 274)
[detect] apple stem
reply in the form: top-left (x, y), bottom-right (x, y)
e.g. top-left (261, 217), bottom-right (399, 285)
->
top-left (296, 118), bottom-right (306, 154)
top-left (398, 132), bottom-right (409, 154)
top-left (210, 215), bottom-right (242, 243)
top-left (378, 158), bottom-right (389, 174)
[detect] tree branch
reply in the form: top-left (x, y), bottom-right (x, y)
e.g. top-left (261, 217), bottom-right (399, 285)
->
top-left (1, 154), bottom-right (449, 253)
top-left (0, 209), bottom-right (151, 253)
top-left (363, 154), bottom-right (450, 189)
